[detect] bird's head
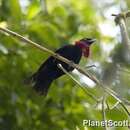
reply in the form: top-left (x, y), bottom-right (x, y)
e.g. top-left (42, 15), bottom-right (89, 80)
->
top-left (75, 38), bottom-right (96, 57)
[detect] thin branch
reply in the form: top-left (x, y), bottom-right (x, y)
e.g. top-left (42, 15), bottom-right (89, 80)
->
top-left (106, 101), bottom-right (120, 110)
top-left (85, 65), bottom-right (97, 69)
top-left (106, 100), bottom-right (130, 119)
top-left (120, 102), bottom-right (130, 118)
top-left (101, 96), bottom-right (107, 130)
top-left (57, 64), bottom-right (99, 102)
top-left (58, 64), bottom-right (130, 118)
top-left (106, 87), bottom-right (130, 105)
top-left (112, 11), bottom-right (130, 19)
top-left (102, 87), bottom-right (130, 117)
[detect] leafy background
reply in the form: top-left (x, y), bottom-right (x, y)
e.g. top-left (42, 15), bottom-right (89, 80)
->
top-left (0, 0), bottom-right (130, 130)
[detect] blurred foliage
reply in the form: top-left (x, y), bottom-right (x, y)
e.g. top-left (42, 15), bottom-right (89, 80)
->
top-left (0, 0), bottom-right (130, 130)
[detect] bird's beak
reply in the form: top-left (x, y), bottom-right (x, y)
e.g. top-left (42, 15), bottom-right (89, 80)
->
top-left (89, 39), bottom-right (96, 44)
top-left (83, 38), bottom-right (96, 58)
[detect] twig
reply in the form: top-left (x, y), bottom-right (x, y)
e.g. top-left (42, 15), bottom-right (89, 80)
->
top-left (57, 64), bottom-right (99, 102)
top-left (106, 101), bottom-right (120, 110)
top-left (112, 11), bottom-right (130, 19)
top-left (106, 87), bottom-right (130, 105)
top-left (120, 102), bottom-right (130, 118)
top-left (85, 65), bottom-right (96, 69)
top-left (101, 96), bottom-right (107, 130)
top-left (106, 100), bottom-right (130, 119)
top-left (58, 64), bottom-right (130, 118)
top-left (102, 87), bottom-right (130, 117)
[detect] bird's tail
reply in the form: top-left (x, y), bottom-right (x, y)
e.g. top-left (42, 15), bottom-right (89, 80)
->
top-left (33, 78), bottom-right (53, 96)
top-left (24, 73), bottom-right (53, 96)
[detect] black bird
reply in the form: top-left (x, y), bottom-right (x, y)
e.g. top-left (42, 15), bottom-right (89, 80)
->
top-left (27, 38), bottom-right (96, 95)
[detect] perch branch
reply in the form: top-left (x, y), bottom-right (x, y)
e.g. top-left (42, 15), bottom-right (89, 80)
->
top-left (57, 64), bottom-right (99, 102)
top-left (0, 27), bottom-right (130, 113)
top-left (0, 27), bottom-right (99, 84)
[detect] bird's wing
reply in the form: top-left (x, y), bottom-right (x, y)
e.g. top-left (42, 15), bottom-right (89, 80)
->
top-left (28, 44), bottom-right (81, 85)
top-left (55, 45), bottom-right (74, 57)
top-left (37, 45), bottom-right (74, 72)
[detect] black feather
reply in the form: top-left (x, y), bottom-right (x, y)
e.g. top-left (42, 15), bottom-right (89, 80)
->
top-left (26, 45), bottom-right (82, 96)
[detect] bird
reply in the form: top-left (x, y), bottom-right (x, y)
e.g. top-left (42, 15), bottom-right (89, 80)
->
top-left (26, 38), bottom-right (96, 96)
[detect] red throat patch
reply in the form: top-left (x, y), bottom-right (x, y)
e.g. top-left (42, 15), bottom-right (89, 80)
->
top-left (83, 47), bottom-right (90, 57)
top-left (75, 41), bottom-right (90, 58)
